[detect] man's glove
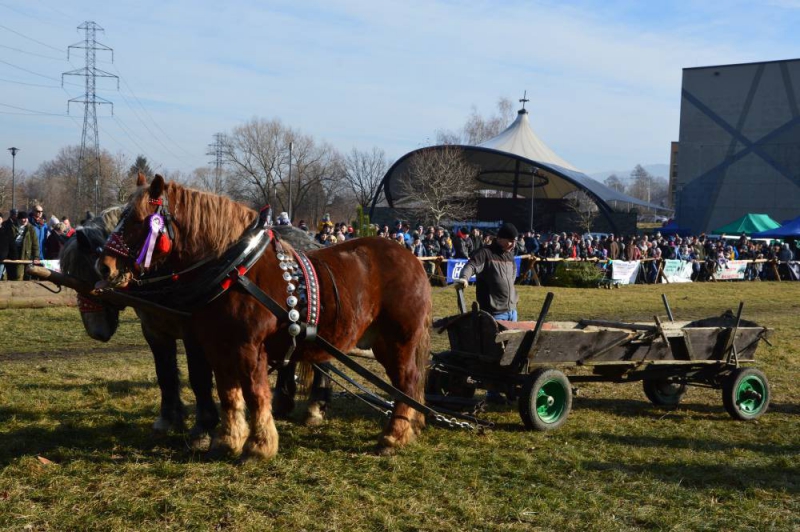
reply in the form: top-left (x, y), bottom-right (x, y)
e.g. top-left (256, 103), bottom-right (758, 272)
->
top-left (452, 278), bottom-right (468, 289)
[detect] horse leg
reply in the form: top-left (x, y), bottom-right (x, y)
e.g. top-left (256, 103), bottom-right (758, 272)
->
top-left (144, 329), bottom-right (185, 434)
top-left (305, 364), bottom-right (332, 427)
top-left (240, 346), bottom-right (279, 461)
top-left (372, 330), bottom-right (428, 454)
top-left (273, 362), bottom-right (297, 419)
top-left (207, 376), bottom-right (249, 458)
top-left (183, 334), bottom-right (218, 452)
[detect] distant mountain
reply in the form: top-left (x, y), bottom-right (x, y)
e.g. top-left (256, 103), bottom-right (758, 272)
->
top-left (589, 164), bottom-right (669, 182)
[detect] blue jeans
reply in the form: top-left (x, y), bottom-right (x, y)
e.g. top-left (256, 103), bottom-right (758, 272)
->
top-left (493, 309), bottom-right (518, 321)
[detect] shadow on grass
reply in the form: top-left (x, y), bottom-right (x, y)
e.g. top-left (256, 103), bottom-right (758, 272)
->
top-left (583, 458), bottom-right (800, 493)
top-left (15, 379), bottom-right (159, 396)
top-left (0, 396), bottom-right (396, 466)
top-left (574, 397), bottom-right (726, 418)
top-left (572, 431), bottom-right (800, 456)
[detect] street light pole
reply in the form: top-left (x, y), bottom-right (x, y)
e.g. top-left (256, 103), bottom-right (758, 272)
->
top-left (8, 147), bottom-right (19, 210)
top-left (288, 141), bottom-right (293, 221)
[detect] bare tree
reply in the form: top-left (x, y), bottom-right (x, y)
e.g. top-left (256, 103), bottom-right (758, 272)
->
top-left (564, 190), bottom-right (598, 234)
top-left (106, 152), bottom-right (134, 204)
top-left (223, 117), bottom-right (285, 206)
top-left (437, 97), bottom-right (516, 145)
top-left (188, 166), bottom-right (230, 196)
top-left (396, 146), bottom-right (478, 225)
top-left (0, 166), bottom-right (11, 213)
top-left (340, 147), bottom-right (389, 210)
top-left (604, 173), bottom-right (626, 193)
top-left (628, 164), bottom-right (668, 207)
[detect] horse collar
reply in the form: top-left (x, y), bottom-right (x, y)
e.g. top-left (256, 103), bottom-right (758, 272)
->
top-left (275, 240), bottom-right (321, 342)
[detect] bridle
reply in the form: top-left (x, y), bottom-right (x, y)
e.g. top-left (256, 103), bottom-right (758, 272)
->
top-left (103, 193), bottom-right (176, 279)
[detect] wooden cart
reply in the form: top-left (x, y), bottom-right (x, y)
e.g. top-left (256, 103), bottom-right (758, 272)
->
top-left (426, 291), bottom-right (772, 431)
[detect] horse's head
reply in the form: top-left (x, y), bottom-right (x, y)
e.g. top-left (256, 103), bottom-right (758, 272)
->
top-left (97, 173), bottom-right (176, 288)
top-left (60, 211), bottom-right (123, 342)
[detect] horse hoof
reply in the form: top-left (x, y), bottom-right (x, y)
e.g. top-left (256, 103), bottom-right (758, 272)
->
top-left (241, 441), bottom-right (278, 462)
top-left (152, 417), bottom-right (173, 435)
top-left (188, 431), bottom-right (212, 453)
top-left (304, 412), bottom-right (326, 427)
top-left (375, 444), bottom-right (397, 457)
top-left (204, 445), bottom-right (237, 461)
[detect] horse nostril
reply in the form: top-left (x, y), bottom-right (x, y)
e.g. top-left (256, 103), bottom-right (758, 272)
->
top-left (96, 261), bottom-right (110, 278)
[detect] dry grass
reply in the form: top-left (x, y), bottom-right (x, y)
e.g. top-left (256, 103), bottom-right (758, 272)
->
top-left (0, 282), bottom-right (798, 531)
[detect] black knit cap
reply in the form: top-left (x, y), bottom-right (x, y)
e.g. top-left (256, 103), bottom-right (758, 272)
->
top-left (497, 222), bottom-right (518, 240)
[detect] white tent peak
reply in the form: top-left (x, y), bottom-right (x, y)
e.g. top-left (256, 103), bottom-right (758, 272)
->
top-left (477, 109), bottom-right (578, 171)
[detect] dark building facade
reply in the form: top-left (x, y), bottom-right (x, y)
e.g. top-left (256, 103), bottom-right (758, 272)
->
top-left (675, 58), bottom-right (800, 233)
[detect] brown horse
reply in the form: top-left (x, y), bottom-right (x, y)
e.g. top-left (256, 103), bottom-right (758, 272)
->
top-left (97, 175), bottom-right (431, 459)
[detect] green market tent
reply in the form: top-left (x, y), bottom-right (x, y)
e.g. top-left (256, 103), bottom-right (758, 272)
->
top-left (712, 213), bottom-right (781, 235)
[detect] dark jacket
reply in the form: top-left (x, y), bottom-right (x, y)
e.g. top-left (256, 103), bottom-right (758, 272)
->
top-left (459, 241), bottom-right (518, 314)
top-left (0, 220), bottom-right (19, 262)
top-left (453, 235), bottom-right (473, 259)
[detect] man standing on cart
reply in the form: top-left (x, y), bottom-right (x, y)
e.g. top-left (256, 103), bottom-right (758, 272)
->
top-left (454, 222), bottom-right (519, 322)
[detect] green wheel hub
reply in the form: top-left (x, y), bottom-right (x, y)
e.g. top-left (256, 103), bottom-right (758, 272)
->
top-left (735, 375), bottom-right (767, 415)
top-left (536, 379), bottom-right (568, 423)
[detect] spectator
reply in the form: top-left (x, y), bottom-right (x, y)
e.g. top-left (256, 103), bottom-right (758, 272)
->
top-left (44, 222), bottom-right (68, 260)
top-left (469, 227), bottom-right (482, 252)
top-left (453, 227), bottom-right (472, 259)
top-left (61, 217), bottom-right (75, 237)
top-left (276, 212), bottom-right (291, 226)
top-left (1, 209), bottom-right (21, 280)
top-left (28, 205), bottom-right (49, 260)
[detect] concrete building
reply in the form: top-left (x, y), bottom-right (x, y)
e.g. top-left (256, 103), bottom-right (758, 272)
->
top-left (675, 58), bottom-right (800, 233)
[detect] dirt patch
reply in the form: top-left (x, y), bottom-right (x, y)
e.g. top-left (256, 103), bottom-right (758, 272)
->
top-left (0, 281), bottom-right (77, 309)
top-left (0, 344), bottom-right (144, 362)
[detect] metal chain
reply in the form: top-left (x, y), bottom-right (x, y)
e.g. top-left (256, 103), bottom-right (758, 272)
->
top-left (321, 366), bottom-right (483, 431)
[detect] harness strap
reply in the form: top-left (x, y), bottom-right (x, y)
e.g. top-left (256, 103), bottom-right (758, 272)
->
top-left (234, 273), bottom-right (479, 424)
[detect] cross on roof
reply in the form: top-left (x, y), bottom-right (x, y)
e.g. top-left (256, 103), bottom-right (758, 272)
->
top-left (519, 90), bottom-right (529, 110)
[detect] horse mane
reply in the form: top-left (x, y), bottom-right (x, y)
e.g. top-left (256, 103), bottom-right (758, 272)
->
top-left (59, 205), bottom-right (123, 279)
top-left (133, 181), bottom-right (256, 260)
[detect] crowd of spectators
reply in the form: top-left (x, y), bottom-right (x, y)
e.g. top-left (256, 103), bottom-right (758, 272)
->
top-left (0, 205), bottom-right (76, 280)
top-left (295, 216), bottom-right (800, 283)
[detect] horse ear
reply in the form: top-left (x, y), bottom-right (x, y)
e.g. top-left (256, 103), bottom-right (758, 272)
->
top-left (136, 172), bottom-right (147, 187)
top-left (149, 174), bottom-right (165, 198)
top-left (76, 229), bottom-right (92, 252)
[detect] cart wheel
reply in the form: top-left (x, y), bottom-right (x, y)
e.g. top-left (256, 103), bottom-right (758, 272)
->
top-left (722, 367), bottom-right (770, 421)
top-left (518, 368), bottom-right (572, 431)
top-left (642, 379), bottom-right (687, 406)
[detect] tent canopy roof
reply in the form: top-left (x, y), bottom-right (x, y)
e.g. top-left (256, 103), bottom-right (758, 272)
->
top-left (752, 214), bottom-right (800, 238)
top-left (377, 108), bottom-right (670, 214)
top-left (712, 213), bottom-right (781, 235)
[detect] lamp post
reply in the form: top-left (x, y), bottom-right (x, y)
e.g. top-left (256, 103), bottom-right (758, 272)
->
top-left (8, 147), bottom-right (19, 210)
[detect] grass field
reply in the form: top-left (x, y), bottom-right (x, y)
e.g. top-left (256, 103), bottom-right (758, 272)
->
top-left (1, 283), bottom-right (798, 531)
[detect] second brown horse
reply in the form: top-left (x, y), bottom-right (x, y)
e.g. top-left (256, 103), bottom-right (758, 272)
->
top-left (97, 175), bottom-right (431, 460)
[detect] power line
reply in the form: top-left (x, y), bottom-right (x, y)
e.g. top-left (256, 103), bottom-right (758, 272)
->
top-left (111, 114), bottom-right (155, 157)
top-left (0, 101), bottom-right (66, 115)
top-left (112, 64), bottom-right (197, 160)
top-left (112, 78), bottom-right (194, 166)
top-left (0, 76), bottom-right (61, 88)
top-left (0, 42), bottom-right (65, 61)
top-left (0, 22), bottom-right (62, 52)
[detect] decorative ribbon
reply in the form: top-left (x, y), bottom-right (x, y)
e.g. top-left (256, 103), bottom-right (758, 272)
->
top-left (136, 214), bottom-right (164, 269)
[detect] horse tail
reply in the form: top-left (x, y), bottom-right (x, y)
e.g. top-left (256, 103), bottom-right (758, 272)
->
top-left (414, 297), bottom-right (432, 404)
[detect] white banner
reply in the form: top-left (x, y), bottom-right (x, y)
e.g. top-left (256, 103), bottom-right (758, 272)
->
top-left (716, 260), bottom-right (749, 281)
top-left (611, 260), bottom-right (640, 285)
top-left (41, 260), bottom-right (60, 272)
top-left (662, 259), bottom-right (693, 283)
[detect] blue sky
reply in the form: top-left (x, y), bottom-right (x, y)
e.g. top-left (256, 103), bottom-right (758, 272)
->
top-left (1, 0), bottom-right (799, 176)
